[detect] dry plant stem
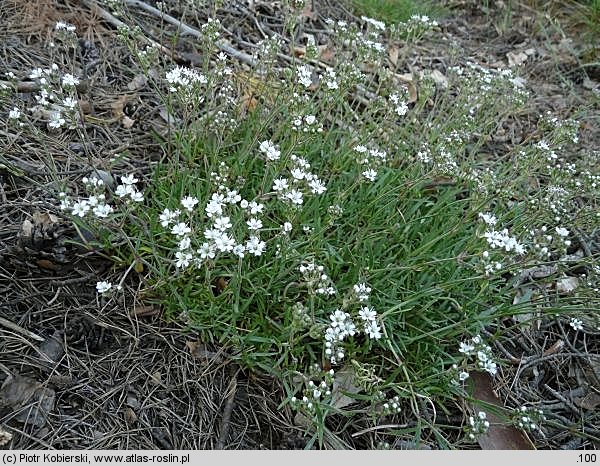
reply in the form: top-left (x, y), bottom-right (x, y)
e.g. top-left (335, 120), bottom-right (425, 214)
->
top-left (124, 0), bottom-right (257, 66)
top-left (351, 423), bottom-right (409, 438)
top-left (215, 370), bottom-right (238, 449)
top-left (80, 0), bottom-right (172, 58)
top-left (0, 316), bottom-right (44, 342)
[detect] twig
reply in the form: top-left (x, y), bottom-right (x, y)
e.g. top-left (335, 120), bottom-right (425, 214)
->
top-left (351, 423), bottom-right (409, 438)
top-left (80, 0), bottom-right (172, 58)
top-left (215, 370), bottom-right (238, 449)
top-left (125, 0), bottom-right (257, 66)
top-left (0, 316), bottom-right (44, 342)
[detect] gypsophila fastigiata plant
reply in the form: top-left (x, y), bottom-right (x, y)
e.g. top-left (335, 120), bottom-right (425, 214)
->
top-left (15, 5), bottom-right (595, 448)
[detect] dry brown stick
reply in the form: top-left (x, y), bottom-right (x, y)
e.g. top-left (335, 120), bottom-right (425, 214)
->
top-left (125, 0), bottom-right (258, 66)
top-left (215, 370), bottom-right (238, 450)
top-left (80, 0), bottom-right (172, 58)
top-left (0, 316), bottom-right (44, 342)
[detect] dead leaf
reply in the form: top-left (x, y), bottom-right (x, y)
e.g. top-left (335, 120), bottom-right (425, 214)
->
top-left (556, 276), bottom-right (578, 293)
top-left (131, 304), bottom-right (161, 318)
top-left (542, 340), bottom-right (564, 357)
top-left (0, 375), bottom-right (55, 427)
top-left (122, 115), bottom-right (135, 129)
top-left (124, 407), bottom-right (137, 426)
top-left (330, 365), bottom-right (362, 410)
top-left (318, 44), bottom-right (336, 63)
top-left (39, 330), bottom-right (64, 368)
top-left (32, 211), bottom-right (59, 227)
top-left (212, 277), bottom-right (229, 296)
top-left (111, 95), bottom-right (133, 118)
top-left (127, 74), bottom-right (147, 91)
top-left (21, 219), bottom-right (34, 238)
top-left (469, 372), bottom-right (535, 449)
top-left (186, 341), bottom-right (226, 364)
top-left (36, 259), bottom-right (58, 271)
top-left (429, 70), bottom-right (448, 88)
top-left (507, 50), bottom-right (529, 67)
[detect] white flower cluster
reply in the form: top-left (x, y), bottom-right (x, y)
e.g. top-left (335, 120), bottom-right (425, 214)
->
top-left (59, 174), bottom-right (142, 220)
top-left (319, 279), bottom-right (382, 365)
top-left (465, 411), bottom-right (490, 440)
top-left (114, 174), bottom-right (144, 203)
top-left (389, 92), bottom-right (409, 116)
top-left (451, 363), bottom-right (470, 383)
top-left (482, 228), bottom-right (525, 255)
top-left (324, 309), bottom-right (356, 364)
top-left (258, 140), bottom-right (281, 161)
top-left (291, 114), bottom-right (323, 133)
top-left (165, 66), bottom-right (207, 93)
top-left (458, 335), bottom-right (497, 376)
top-left (96, 281), bottom-right (122, 295)
top-left (25, 62), bottom-right (80, 130)
top-left (290, 369), bottom-right (335, 413)
top-left (160, 167), bottom-right (269, 269)
top-left (513, 406), bottom-right (546, 432)
top-left (354, 145), bottom-right (388, 182)
top-left (325, 17), bottom-right (385, 60)
top-left (272, 154), bottom-right (327, 206)
top-left (299, 262), bottom-right (336, 296)
top-left (297, 64), bottom-right (313, 88)
top-left (381, 395), bottom-right (402, 415)
top-left (525, 224), bottom-right (572, 260)
top-left (200, 17), bottom-right (221, 42)
top-left (55, 21), bottom-right (76, 32)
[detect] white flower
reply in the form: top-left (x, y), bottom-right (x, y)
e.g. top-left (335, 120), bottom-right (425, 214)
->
top-left (214, 216), bottom-right (232, 231)
top-left (282, 222), bottom-right (293, 233)
top-left (555, 227), bottom-right (569, 237)
top-left (246, 218), bottom-right (263, 230)
top-left (248, 201), bottom-right (264, 215)
top-left (297, 65), bottom-right (313, 88)
top-left (225, 190), bottom-right (241, 204)
top-left (286, 189), bottom-right (303, 205)
top-left (171, 222), bottom-right (191, 236)
top-left (246, 236), bottom-right (266, 256)
top-left (273, 178), bottom-right (289, 192)
top-left (365, 321), bottom-right (382, 340)
top-left (159, 208), bottom-right (180, 227)
top-left (121, 174), bottom-right (138, 185)
top-left (8, 107), bottom-right (21, 119)
top-left (130, 191), bottom-right (144, 202)
top-left (175, 251), bottom-right (193, 268)
top-left (71, 200), bottom-right (89, 217)
top-left (179, 236), bottom-right (191, 250)
top-left (180, 196), bottom-right (199, 212)
top-left (459, 371), bottom-right (470, 381)
top-left (259, 140), bottom-right (281, 161)
top-left (233, 244), bottom-right (245, 258)
top-left (56, 21), bottom-right (76, 32)
top-left (96, 281), bottom-right (112, 294)
top-left (93, 204), bottom-right (113, 218)
top-left (459, 342), bottom-right (475, 354)
top-left (478, 212), bottom-right (497, 226)
top-left (569, 318), bottom-right (583, 331)
top-left (197, 242), bottom-right (216, 260)
top-left (205, 199), bottom-right (223, 217)
top-left (358, 306), bottom-right (377, 321)
top-left (48, 112), bottom-right (65, 129)
top-left (61, 74), bottom-right (80, 87)
top-left (290, 168), bottom-right (306, 180)
top-left (362, 169), bottom-right (378, 181)
top-left (63, 97), bottom-right (77, 109)
top-left (214, 233), bottom-right (235, 252)
top-left (354, 283), bottom-right (372, 301)
top-left (308, 178), bottom-right (326, 194)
